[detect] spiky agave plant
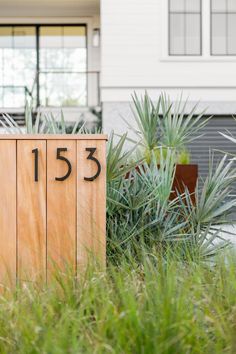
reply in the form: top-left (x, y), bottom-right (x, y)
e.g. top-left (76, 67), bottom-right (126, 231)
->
top-left (106, 148), bottom-right (188, 255)
top-left (159, 93), bottom-right (211, 162)
top-left (0, 104), bottom-right (87, 134)
top-left (125, 92), bottom-right (211, 165)
top-left (176, 154), bottom-right (236, 260)
top-left (106, 131), bottom-right (143, 182)
top-left (122, 92), bottom-right (164, 164)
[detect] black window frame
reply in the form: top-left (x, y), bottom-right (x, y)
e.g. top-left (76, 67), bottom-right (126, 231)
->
top-left (0, 23), bottom-right (88, 107)
top-left (210, 0), bottom-right (236, 56)
top-left (168, 0), bottom-right (202, 56)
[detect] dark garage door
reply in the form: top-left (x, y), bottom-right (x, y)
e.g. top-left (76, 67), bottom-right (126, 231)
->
top-left (188, 115), bottom-right (236, 196)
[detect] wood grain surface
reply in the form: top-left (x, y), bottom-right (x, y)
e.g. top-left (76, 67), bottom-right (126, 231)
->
top-left (0, 140), bottom-right (16, 286)
top-left (47, 140), bottom-right (77, 275)
top-left (17, 140), bottom-right (47, 282)
top-left (0, 135), bottom-right (107, 284)
top-left (77, 140), bottom-right (106, 268)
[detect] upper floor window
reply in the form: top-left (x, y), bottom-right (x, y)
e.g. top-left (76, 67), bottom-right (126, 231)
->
top-left (211, 0), bottom-right (236, 55)
top-left (169, 0), bottom-right (202, 56)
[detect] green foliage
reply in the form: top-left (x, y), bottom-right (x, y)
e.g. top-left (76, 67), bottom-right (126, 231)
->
top-left (128, 91), bottom-right (162, 151)
top-left (160, 94), bottom-right (210, 150)
top-left (107, 150), bottom-right (236, 261)
top-left (106, 131), bottom-right (142, 182)
top-left (0, 106), bottom-right (89, 134)
top-left (1, 250), bottom-right (236, 353)
top-left (177, 149), bottom-right (191, 164)
top-left (127, 92), bottom-right (210, 164)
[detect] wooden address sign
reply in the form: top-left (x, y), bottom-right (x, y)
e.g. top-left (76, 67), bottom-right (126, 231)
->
top-left (0, 135), bottom-right (107, 285)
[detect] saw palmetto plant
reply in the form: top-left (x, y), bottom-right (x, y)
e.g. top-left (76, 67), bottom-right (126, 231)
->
top-left (125, 92), bottom-right (211, 165)
top-left (106, 131), bottom-right (143, 182)
top-left (107, 150), bottom-right (236, 261)
top-left (159, 94), bottom-right (210, 150)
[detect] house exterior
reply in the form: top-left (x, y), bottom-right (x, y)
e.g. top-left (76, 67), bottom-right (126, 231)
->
top-left (0, 0), bottom-right (236, 179)
top-left (0, 0), bottom-right (101, 125)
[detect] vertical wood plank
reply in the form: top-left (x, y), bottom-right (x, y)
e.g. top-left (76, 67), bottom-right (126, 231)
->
top-left (0, 141), bottom-right (16, 286)
top-left (47, 140), bottom-right (76, 274)
top-left (17, 140), bottom-right (46, 282)
top-left (77, 140), bottom-right (106, 268)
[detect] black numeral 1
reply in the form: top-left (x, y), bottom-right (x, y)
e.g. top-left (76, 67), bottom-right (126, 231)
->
top-left (32, 148), bottom-right (39, 182)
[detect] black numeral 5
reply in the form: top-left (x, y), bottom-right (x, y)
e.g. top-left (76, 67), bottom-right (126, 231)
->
top-left (55, 148), bottom-right (72, 181)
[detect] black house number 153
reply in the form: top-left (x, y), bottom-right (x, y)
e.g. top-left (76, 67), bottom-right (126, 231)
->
top-left (32, 147), bottom-right (101, 182)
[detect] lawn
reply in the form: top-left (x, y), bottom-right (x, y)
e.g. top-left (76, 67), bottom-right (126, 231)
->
top-left (0, 250), bottom-right (236, 353)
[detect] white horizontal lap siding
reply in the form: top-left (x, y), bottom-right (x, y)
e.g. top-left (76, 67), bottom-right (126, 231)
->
top-left (101, 0), bottom-right (236, 102)
top-left (101, 0), bottom-right (161, 87)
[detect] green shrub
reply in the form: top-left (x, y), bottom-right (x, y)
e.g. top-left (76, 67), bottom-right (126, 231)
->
top-left (107, 134), bottom-right (236, 262)
top-left (0, 250), bottom-right (236, 353)
top-left (125, 92), bottom-right (210, 165)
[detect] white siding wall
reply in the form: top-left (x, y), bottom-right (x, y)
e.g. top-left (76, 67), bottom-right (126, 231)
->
top-left (101, 0), bottom-right (236, 133)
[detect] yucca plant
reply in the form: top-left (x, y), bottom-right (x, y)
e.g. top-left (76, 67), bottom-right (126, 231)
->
top-left (106, 131), bottom-right (142, 182)
top-left (125, 92), bottom-right (210, 165)
top-left (159, 94), bottom-right (210, 150)
top-left (121, 92), bottom-right (163, 164)
top-left (219, 120), bottom-right (236, 150)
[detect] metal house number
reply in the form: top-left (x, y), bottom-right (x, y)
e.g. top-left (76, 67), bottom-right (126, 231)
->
top-left (32, 147), bottom-right (101, 182)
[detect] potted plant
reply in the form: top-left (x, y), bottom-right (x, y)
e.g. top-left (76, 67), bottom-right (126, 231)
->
top-left (124, 92), bottom-right (211, 201)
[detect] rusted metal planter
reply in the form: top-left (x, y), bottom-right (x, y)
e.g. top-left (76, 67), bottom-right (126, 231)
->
top-left (171, 164), bottom-right (198, 203)
top-left (126, 164), bottom-right (198, 203)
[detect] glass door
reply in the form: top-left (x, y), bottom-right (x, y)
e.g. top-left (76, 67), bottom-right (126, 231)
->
top-left (0, 24), bottom-right (87, 109)
top-left (38, 25), bottom-right (87, 107)
top-left (0, 26), bottom-right (36, 108)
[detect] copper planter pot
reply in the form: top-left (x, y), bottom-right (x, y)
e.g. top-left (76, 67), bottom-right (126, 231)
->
top-left (126, 164), bottom-right (198, 203)
top-left (171, 164), bottom-right (198, 203)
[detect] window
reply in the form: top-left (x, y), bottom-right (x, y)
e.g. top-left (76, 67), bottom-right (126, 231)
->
top-left (0, 25), bottom-right (87, 108)
top-left (169, 0), bottom-right (202, 56)
top-left (211, 0), bottom-right (236, 55)
top-left (0, 26), bottom-right (36, 107)
top-left (39, 26), bottom-right (87, 106)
